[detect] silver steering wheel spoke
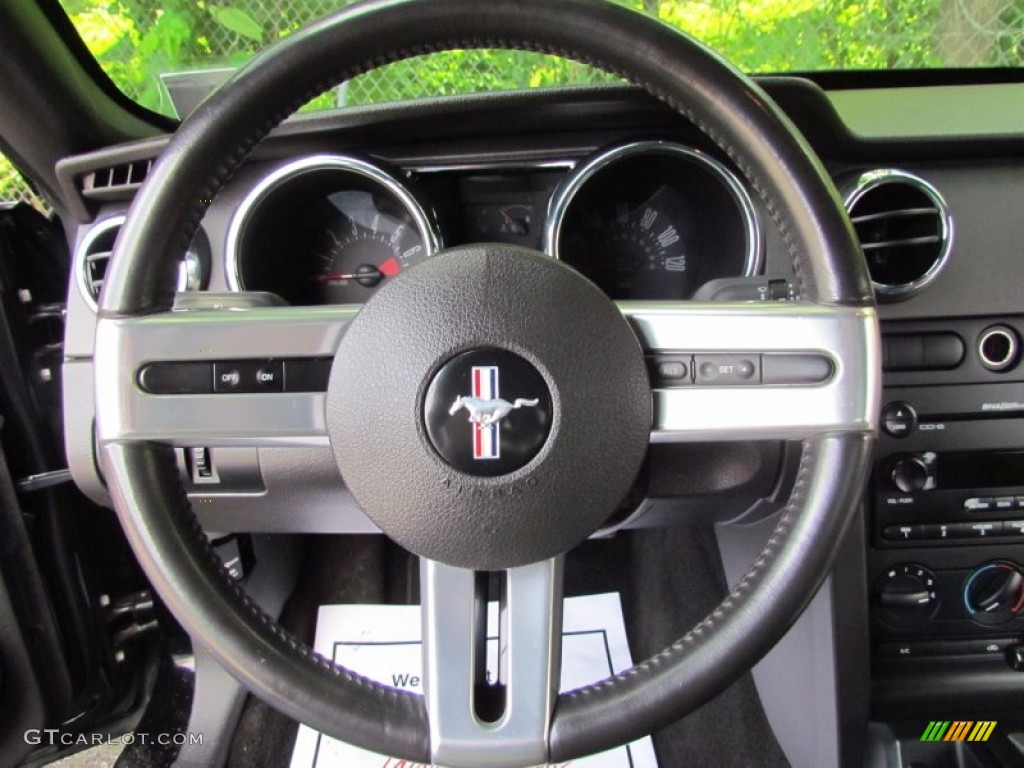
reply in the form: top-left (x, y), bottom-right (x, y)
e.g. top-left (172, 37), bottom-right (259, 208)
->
top-left (620, 301), bottom-right (880, 442)
top-left (93, 303), bottom-right (357, 447)
top-left (421, 557), bottom-right (564, 768)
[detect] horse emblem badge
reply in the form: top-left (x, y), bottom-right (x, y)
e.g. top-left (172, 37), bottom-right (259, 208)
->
top-left (448, 366), bottom-right (538, 460)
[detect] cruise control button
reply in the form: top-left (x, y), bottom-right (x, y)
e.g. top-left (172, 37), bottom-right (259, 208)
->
top-left (254, 361), bottom-right (283, 391)
top-left (658, 361), bottom-right (687, 379)
top-left (694, 355), bottom-right (760, 385)
top-left (647, 356), bottom-right (692, 386)
top-left (214, 363), bottom-right (243, 391)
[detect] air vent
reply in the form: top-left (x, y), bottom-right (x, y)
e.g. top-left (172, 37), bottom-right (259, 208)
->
top-left (80, 159), bottom-right (153, 201)
top-left (843, 169), bottom-right (953, 301)
top-left (75, 216), bottom-right (124, 308)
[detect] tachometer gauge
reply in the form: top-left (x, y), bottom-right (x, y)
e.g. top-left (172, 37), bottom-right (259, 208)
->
top-left (228, 155), bottom-right (438, 305)
top-left (311, 189), bottom-right (428, 303)
top-left (545, 141), bottom-right (761, 300)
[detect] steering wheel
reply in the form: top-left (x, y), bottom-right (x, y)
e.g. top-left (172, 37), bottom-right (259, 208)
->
top-left (93, 0), bottom-right (879, 765)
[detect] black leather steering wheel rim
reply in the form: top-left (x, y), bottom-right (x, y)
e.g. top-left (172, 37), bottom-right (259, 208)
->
top-left (96, 0), bottom-right (876, 763)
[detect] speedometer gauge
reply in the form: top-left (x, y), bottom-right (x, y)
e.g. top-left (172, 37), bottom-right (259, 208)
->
top-left (571, 185), bottom-right (697, 298)
top-left (227, 155), bottom-right (438, 305)
top-left (545, 141), bottom-right (761, 300)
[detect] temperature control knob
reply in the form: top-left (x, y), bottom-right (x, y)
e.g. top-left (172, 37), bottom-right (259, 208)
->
top-left (890, 456), bottom-right (931, 493)
top-left (874, 564), bottom-right (939, 629)
top-left (964, 561), bottom-right (1024, 626)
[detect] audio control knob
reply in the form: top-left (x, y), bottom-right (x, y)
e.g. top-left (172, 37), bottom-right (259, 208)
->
top-left (964, 561), bottom-right (1024, 626)
top-left (874, 564), bottom-right (939, 629)
top-left (890, 456), bottom-right (931, 493)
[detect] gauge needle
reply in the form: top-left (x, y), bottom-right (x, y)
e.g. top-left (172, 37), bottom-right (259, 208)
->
top-left (378, 257), bottom-right (400, 277)
top-left (317, 272), bottom-right (366, 281)
top-left (318, 258), bottom-right (400, 282)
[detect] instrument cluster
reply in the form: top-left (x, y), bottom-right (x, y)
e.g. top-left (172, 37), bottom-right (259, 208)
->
top-left (227, 141), bottom-right (763, 304)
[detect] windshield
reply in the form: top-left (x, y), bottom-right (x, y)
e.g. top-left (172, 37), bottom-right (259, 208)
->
top-left (62, 1), bottom-right (1024, 119)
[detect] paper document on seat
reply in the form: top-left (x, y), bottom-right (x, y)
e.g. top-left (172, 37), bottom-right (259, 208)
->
top-left (290, 592), bottom-right (658, 768)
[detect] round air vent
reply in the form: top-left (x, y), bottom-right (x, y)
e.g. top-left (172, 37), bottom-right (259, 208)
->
top-left (75, 215), bottom-right (124, 309)
top-left (843, 169), bottom-right (953, 301)
top-left (76, 216), bottom-right (207, 309)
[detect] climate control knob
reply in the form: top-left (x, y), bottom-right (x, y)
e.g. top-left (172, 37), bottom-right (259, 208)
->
top-left (964, 561), bottom-right (1024, 626)
top-left (874, 564), bottom-right (939, 629)
top-left (890, 456), bottom-right (931, 493)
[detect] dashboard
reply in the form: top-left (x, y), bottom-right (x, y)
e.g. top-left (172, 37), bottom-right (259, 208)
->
top-left (55, 79), bottom-right (1024, 763)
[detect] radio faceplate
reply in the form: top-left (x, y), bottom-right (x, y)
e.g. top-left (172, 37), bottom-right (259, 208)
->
top-left (869, 315), bottom-right (1024, 655)
top-left (874, 449), bottom-right (1024, 548)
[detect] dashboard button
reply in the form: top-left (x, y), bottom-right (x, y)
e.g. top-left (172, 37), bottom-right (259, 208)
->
top-left (254, 362), bottom-right (283, 391)
top-left (694, 355), bottom-right (759, 385)
top-left (890, 457), bottom-right (931, 493)
top-left (1004, 520), bottom-right (1024, 537)
top-left (214, 363), bottom-right (244, 392)
top-left (657, 361), bottom-right (688, 380)
top-left (923, 333), bottom-right (965, 369)
top-left (137, 362), bottom-right (212, 394)
top-left (885, 334), bottom-right (925, 370)
top-left (960, 521), bottom-right (1005, 539)
top-left (213, 360), bottom-right (283, 392)
top-left (921, 523), bottom-right (958, 541)
top-left (882, 524), bottom-right (928, 541)
top-left (995, 496), bottom-right (1016, 511)
top-left (964, 497), bottom-right (995, 512)
top-left (876, 639), bottom-right (1008, 659)
top-left (761, 354), bottom-right (832, 385)
top-left (881, 401), bottom-right (917, 438)
top-left (647, 356), bottom-right (693, 386)
top-left (283, 358), bottom-right (333, 392)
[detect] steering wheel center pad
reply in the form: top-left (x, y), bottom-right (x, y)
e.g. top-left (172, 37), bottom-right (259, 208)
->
top-left (328, 245), bottom-right (651, 570)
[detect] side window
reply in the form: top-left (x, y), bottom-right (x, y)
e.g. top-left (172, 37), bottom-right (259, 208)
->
top-left (0, 153), bottom-right (49, 214)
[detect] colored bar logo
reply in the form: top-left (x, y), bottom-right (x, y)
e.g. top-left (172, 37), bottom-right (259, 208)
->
top-left (921, 721), bottom-right (997, 742)
top-left (471, 366), bottom-right (500, 460)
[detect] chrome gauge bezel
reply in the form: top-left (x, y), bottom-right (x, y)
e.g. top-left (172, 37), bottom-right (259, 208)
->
top-left (542, 141), bottom-right (763, 289)
top-left (225, 154), bottom-right (441, 294)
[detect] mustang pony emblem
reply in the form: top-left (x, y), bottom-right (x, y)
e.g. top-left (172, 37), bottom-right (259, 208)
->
top-left (449, 365), bottom-right (539, 460)
top-left (448, 395), bottom-right (540, 428)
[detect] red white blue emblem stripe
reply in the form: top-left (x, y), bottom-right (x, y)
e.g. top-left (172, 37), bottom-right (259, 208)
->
top-left (472, 365), bottom-right (500, 459)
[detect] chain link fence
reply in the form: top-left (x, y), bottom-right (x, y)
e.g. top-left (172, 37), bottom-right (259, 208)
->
top-left (61, 1), bottom-right (1023, 119)
top-left (0, 154), bottom-right (50, 214)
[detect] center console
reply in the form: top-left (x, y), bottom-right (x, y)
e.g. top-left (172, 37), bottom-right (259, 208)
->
top-left (869, 315), bottom-right (1024, 715)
